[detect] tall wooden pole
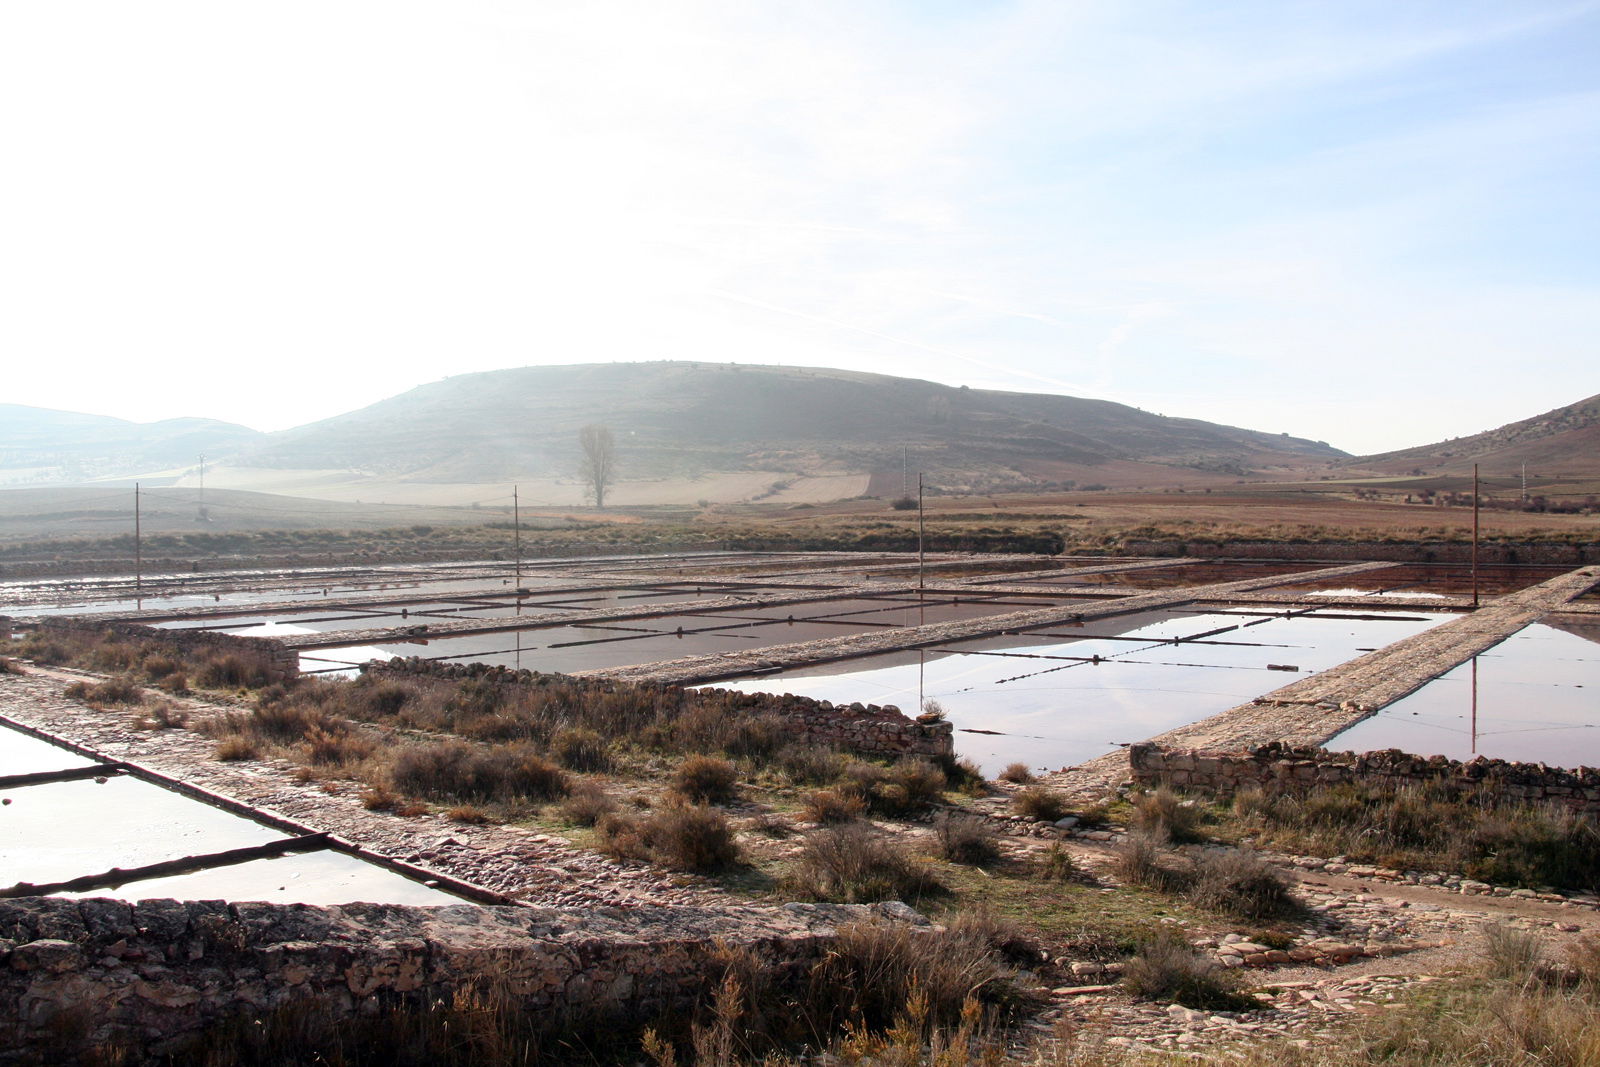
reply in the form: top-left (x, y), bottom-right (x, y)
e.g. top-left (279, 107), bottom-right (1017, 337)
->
top-left (513, 485), bottom-right (522, 599)
top-left (917, 473), bottom-right (925, 594)
top-left (134, 482), bottom-right (142, 603)
top-left (1471, 463), bottom-right (1480, 608)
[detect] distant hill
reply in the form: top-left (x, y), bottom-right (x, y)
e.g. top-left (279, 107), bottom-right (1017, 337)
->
top-left (1346, 393), bottom-right (1600, 488)
top-left (0, 405), bottom-right (263, 488)
top-left (230, 362), bottom-right (1344, 494)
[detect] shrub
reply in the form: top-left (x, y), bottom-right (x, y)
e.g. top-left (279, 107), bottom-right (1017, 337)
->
top-left (549, 726), bottom-right (613, 772)
top-left (389, 741), bottom-right (569, 804)
top-left (1012, 786), bottom-right (1069, 823)
top-left (301, 725), bottom-right (377, 768)
top-left (360, 783), bottom-right (399, 811)
top-left (775, 743), bottom-right (845, 786)
top-left (801, 788), bottom-right (866, 825)
top-left (804, 919), bottom-right (1030, 1036)
top-left (1188, 847), bottom-right (1295, 919)
top-left (1483, 922), bottom-right (1545, 980)
top-left (1121, 939), bottom-right (1251, 1010)
top-left (133, 700), bottom-right (188, 730)
top-left (195, 651), bottom-right (276, 690)
top-left (447, 805), bottom-right (493, 825)
top-left (596, 802), bottom-right (740, 873)
top-left (214, 736), bottom-right (259, 762)
top-left (65, 676), bottom-right (144, 706)
top-left (1113, 832), bottom-right (1190, 893)
top-left (783, 824), bottom-right (938, 903)
top-left (1036, 842), bottom-right (1078, 882)
top-left (646, 802), bottom-right (741, 873)
top-left (932, 813), bottom-right (1001, 867)
top-left (1130, 785), bottom-right (1204, 842)
top-left (558, 781), bottom-right (616, 826)
top-left (672, 755), bottom-right (738, 803)
top-left (998, 762), bottom-right (1034, 784)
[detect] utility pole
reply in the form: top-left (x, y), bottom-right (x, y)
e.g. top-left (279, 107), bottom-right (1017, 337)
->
top-left (134, 482), bottom-right (143, 604)
top-left (513, 485), bottom-right (522, 603)
top-left (1521, 462), bottom-right (1527, 504)
top-left (901, 446), bottom-right (908, 499)
top-left (1471, 463), bottom-right (1480, 609)
top-left (197, 453), bottom-right (207, 521)
top-left (917, 473), bottom-right (925, 594)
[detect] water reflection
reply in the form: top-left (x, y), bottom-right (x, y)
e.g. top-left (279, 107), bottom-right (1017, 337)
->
top-left (1328, 624), bottom-right (1600, 767)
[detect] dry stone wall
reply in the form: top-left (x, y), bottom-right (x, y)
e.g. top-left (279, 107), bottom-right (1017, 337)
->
top-left (367, 658), bottom-right (955, 759)
top-left (0, 896), bottom-right (925, 1062)
top-left (1130, 741), bottom-right (1600, 814)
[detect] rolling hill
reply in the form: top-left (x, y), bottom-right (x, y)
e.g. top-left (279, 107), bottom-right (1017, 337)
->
top-left (3, 362), bottom-right (1354, 505)
top-left (1345, 393), bottom-right (1600, 490)
top-left (226, 362), bottom-right (1344, 496)
top-left (0, 405), bottom-right (262, 489)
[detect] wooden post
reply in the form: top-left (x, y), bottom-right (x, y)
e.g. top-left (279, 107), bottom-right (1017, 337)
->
top-left (134, 482), bottom-right (142, 604)
top-left (1472, 463), bottom-right (1480, 608)
top-left (917, 473), bottom-right (925, 594)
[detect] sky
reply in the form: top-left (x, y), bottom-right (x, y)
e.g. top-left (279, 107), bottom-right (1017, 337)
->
top-left (2, 1), bottom-right (1596, 456)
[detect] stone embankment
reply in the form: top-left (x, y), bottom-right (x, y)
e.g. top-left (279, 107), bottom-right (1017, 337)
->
top-left (0, 895), bottom-right (921, 1062)
top-left (1130, 741), bottom-right (1600, 815)
top-left (367, 658), bottom-right (954, 760)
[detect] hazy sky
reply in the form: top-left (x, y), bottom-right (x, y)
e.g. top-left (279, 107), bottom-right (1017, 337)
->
top-left (3, 2), bottom-right (1596, 455)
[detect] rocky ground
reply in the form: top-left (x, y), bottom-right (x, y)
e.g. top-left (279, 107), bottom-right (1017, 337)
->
top-left (3, 664), bottom-right (1596, 1058)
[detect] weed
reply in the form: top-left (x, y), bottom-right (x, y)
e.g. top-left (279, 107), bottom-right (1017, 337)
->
top-left (782, 824), bottom-right (939, 904)
top-left (1036, 843), bottom-right (1078, 882)
top-left (801, 788), bottom-right (866, 824)
top-left (1112, 832), bottom-right (1190, 893)
top-left (596, 801), bottom-right (740, 873)
top-left (65, 676), bottom-right (144, 706)
top-left (998, 762), bottom-right (1035, 785)
top-left (1121, 938), bottom-right (1252, 1010)
top-left (1482, 922), bottom-right (1545, 980)
top-left (558, 781), bottom-right (616, 826)
top-left (932, 813), bottom-right (1002, 867)
top-left (389, 741), bottom-right (569, 804)
top-left (1187, 847), bottom-right (1295, 920)
top-left (672, 755), bottom-right (739, 804)
top-left (549, 726), bottom-right (613, 772)
top-left (1129, 785), bottom-right (1204, 843)
top-left (1012, 786), bottom-right (1069, 823)
top-left (214, 736), bottom-right (259, 761)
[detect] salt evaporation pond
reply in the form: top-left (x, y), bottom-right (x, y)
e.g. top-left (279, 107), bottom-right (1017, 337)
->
top-left (711, 608), bottom-right (1451, 776)
top-left (1328, 622), bottom-right (1600, 768)
top-left (0, 723), bottom-right (463, 905)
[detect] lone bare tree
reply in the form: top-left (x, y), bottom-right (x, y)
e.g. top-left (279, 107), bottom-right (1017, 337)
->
top-left (578, 424), bottom-right (616, 508)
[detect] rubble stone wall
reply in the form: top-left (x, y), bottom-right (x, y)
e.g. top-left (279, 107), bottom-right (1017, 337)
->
top-left (367, 658), bottom-right (955, 759)
top-left (0, 896), bottom-right (922, 1061)
top-left (1130, 741), bottom-right (1600, 814)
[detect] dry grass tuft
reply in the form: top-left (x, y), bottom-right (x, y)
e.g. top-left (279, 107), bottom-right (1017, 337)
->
top-left (782, 824), bottom-right (939, 904)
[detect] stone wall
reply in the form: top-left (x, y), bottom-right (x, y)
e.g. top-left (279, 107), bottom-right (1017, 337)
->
top-left (29, 616), bottom-right (300, 680)
top-left (1129, 741), bottom-right (1600, 814)
top-left (1123, 539), bottom-right (1600, 565)
top-left (0, 896), bottom-right (923, 1062)
top-left (367, 658), bottom-right (954, 760)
